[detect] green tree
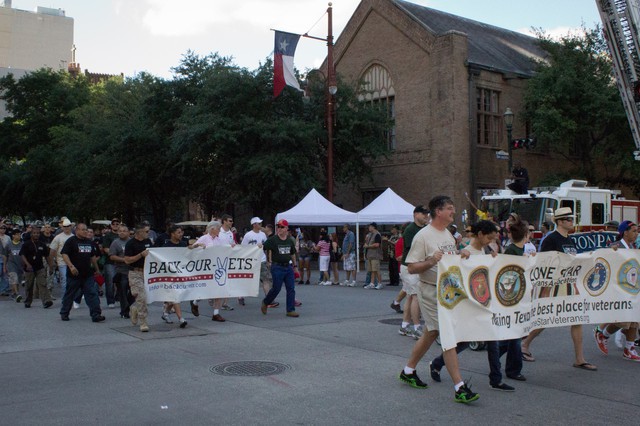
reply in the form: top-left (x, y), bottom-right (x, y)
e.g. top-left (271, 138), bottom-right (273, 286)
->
top-left (523, 26), bottom-right (638, 191)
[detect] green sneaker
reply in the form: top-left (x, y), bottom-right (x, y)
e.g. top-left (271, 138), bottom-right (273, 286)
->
top-left (455, 383), bottom-right (479, 403)
top-left (398, 370), bottom-right (428, 389)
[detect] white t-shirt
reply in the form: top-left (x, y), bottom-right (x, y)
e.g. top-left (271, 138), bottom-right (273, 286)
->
top-left (50, 232), bottom-right (73, 266)
top-left (524, 242), bottom-right (537, 256)
top-left (219, 228), bottom-right (235, 245)
top-left (241, 230), bottom-right (268, 262)
top-left (405, 224), bottom-right (457, 286)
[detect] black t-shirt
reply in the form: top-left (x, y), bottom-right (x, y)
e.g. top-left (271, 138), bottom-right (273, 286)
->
top-left (124, 238), bottom-right (152, 268)
top-left (61, 236), bottom-right (99, 279)
top-left (540, 231), bottom-right (577, 255)
top-left (19, 239), bottom-right (50, 271)
top-left (102, 231), bottom-right (118, 264)
top-left (264, 235), bottom-right (297, 264)
top-left (160, 240), bottom-right (187, 248)
top-left (154, 232), bottom-right (171, 248)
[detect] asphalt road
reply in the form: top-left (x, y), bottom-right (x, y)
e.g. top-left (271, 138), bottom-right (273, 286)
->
top-left (0, 272), bottom-right (637, 425)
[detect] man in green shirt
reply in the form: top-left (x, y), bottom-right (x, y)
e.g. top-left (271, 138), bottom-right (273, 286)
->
top-left (261, 219), bottom-right (300, 317)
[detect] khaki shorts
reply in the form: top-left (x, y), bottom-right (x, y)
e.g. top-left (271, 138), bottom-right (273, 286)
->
top-left (366, 259), bottom-right (380, 272)
top-left (260, 262), bottom-right (272, 291)
top-left (7, 271), bottom-right (19, 286)
top-left (417, 282), bottom-right (439, 332)
top-left (400, 265), bottom-right (419, 295)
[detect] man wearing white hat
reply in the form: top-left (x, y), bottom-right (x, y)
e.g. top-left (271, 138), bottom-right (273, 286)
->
top-left (241, 217), bottom-right (274, 305)
top-left (49, 218), bottom-right (74, 297)
top-left (521, 207), bottom-right (597, 371)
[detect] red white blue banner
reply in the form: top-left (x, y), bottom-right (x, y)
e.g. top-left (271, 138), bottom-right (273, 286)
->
top-left (144, 246), bottom-right (261, 303)
top-left (437, 249), bottom-right (640, 350)
top-left (273, 30), bottom-right (301, 97)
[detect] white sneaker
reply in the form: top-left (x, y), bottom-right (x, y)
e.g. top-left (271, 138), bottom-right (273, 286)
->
top-left (614, 330), bottom-right (625, 349)
top-left (324, 281), bottom-right (333, 286)
top-left (350, 280), bottom-right (357, 287)
top-left (340, 280), bottom-right (348, 286)
top-left (363, 283), bottom-right (375, 289)
top-left (374, 283), bottom-right (384, 290)
top-left (107, 304), bottom-right (116, 309)
top-left (161, 312), bottom-right (174, 324)
top-left (72, 302), bottom-right (80, 309)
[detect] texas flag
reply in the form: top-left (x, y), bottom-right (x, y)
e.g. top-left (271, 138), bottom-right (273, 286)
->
top-left (273, 30), bottom-right (302, 98)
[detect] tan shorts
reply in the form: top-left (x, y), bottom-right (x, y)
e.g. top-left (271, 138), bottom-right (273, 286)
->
top-left (400, 265), bottom-right (419, 295)
top-left (417, 283), bottom-right (439, 332)
top-left (366, 259), bottom-right (380, 272)
top-left (7, 271), bottom-right (19, 286)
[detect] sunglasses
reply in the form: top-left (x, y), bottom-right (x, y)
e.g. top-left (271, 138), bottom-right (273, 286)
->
top-left (277, 225), bottom-right (286, 229)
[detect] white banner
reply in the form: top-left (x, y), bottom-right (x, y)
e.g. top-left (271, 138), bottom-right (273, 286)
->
top-left (437, 249), bottom-right (640, 350)
top-left (144, 246), bottom-right (261, 303)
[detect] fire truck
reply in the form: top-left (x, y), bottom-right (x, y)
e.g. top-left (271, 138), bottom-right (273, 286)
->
top-left (482, 179), bottom-right (640, 232)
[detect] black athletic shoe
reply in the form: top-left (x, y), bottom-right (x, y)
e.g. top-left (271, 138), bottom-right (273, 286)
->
top-left (507, 374), bottom-right (526, 381)
top-left (43, 300), bottom-right (53, 309)
top-left (491, 382), bottom-right (515, 392)
top-left (429, 362), bottom-right (441, 382)
top-left (92, 315), bottom-right (106, 323)
top-left (61, 315), bottom-right (69, 321)
top-left (398, 370), bottom-right (428, 389)
top-left (455, 383), bottom-right (480, 403)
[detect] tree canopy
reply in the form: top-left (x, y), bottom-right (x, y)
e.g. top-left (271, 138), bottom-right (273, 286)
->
top-left (0, 53), bottom-right (391, 224)
top-left (523, 26), bottom-right (640, 194)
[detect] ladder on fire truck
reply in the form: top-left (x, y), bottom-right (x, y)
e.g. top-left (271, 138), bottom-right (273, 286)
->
top-left (596, 0), bottom-right (640, 159)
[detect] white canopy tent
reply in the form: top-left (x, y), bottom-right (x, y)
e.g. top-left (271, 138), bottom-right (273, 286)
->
top-left (355, 188), bottom-right (415, 273)
top-left (356, 188), bottom-right (415, 224)
top-left (275, 188), bottom-right (357, 225)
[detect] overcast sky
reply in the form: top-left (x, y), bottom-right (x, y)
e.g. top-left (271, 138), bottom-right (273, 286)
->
top-left (9, 0), bottom-right (602, 78)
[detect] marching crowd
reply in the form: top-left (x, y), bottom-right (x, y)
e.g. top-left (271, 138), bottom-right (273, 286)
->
top-left (2, 193), bottom-right (639, 404)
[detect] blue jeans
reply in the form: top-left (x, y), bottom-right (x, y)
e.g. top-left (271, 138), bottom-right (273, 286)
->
top-left (487, 339), bottom-right (523, 385)
top-left (431, 342), bottom-right (469, 372)
top-left (60, 274), bottom-right (102, 319)
top-left (103, 263), bottom-right (116, 305)
top-left (264, 264), bottom-right (296, 312)
top-left (0, 259), bottom-right (9, 294)
top-left (114, 272), bottom-right (134, 316)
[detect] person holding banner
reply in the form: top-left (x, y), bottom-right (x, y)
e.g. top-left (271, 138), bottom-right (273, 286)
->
top-left (194, 220), bottom-right (228, 322)
top-left (594, 220), bottom-right (640, 361)
top-left (124, 224), bottom-right (153, 332)
top-left (261, 219), bottom-right (299, 317)
top-left (157, 224), bottom-right (189, 329)
top-left (398, 195), bottom-right (479, 404)
top-left (520, 207), bottom-right (597, 371)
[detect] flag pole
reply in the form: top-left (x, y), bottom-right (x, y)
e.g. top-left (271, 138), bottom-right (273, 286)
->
top-left (283, 3), bottom-right (336, 202)
top-left (326, 3), bottom-right (336, 202)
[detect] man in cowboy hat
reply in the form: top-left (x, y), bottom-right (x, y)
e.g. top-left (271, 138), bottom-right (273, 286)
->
top-left (520, 207), bottom-right (597, 371)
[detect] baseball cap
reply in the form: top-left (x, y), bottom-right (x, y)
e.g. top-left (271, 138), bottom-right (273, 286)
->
top-left (413, 205), bottom-right (428, 214)
top-left (618, 220), bottom-right (636, 235)
top-left (276, 219), bottom-right (289, 227)
top-left (250, 217), bottom-right (263, 225)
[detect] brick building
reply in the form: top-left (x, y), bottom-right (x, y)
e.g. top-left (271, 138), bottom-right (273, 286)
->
top-left (330, 0), bottom-right (568, 219)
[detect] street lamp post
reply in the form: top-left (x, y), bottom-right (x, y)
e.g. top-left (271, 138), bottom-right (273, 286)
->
top-left (504, 107), bottom-right (514, 173)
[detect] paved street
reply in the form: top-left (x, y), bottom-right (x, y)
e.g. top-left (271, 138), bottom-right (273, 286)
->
top-left (0, 271), bottom-right (637, 425)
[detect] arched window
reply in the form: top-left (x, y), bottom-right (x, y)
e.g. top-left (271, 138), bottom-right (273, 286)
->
top-left (359, 64), bottom-right (396, 150)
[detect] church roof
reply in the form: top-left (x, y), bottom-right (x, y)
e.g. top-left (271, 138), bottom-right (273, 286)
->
top-left (394, 0), bottom-right (547, 77)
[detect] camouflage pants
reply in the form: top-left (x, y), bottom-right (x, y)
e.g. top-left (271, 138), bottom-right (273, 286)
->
top-left (128, 270), bottom-right (147, 322)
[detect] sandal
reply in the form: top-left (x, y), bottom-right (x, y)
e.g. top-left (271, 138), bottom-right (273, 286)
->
top-left (573, 362), bottom-right (597, 371)
top-left (522, 351), bottom-right (535, 362)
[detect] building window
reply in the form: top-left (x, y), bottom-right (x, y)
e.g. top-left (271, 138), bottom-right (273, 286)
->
top-left (476, 88), bottom-right (501, 147)
top-left (359, 64), bottom-right (396, 150)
